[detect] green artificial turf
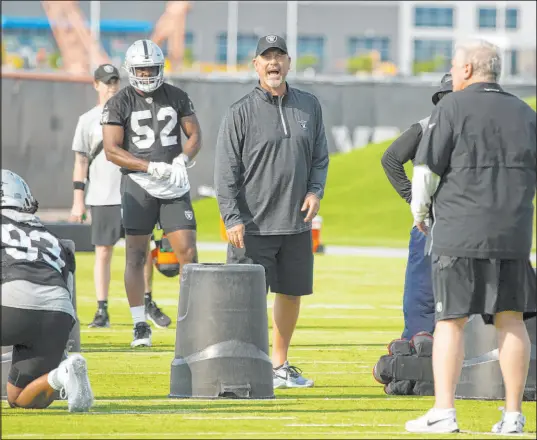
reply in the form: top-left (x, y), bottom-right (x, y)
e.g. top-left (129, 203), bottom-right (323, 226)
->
top-left (2, 248), bottom-right (535, 439)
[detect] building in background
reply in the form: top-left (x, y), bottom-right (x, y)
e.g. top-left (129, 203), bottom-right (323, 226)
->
top-left (1, 0), bottom-right (535, 79)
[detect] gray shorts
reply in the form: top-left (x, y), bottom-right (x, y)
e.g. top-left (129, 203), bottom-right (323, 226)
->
top-left (432, 255), bottom-right (537, 324)
top-left (227, 231), bottom-right (314, 296)
top-left (120, 175), bottom-right (196, 236)
top-left (90, 205), bottom-right (124, 246)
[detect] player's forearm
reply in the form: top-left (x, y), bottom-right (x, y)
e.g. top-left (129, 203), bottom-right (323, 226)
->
top-left (72, 154), bottom-right (88, 205)
top-left (182, 132), bottom-right (201, 161)
top-left (104, 145), bottom-right (149, 173)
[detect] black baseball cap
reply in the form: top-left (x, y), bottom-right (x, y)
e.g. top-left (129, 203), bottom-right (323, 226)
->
top-left (94, 64), bottom-right (120, 84)
top-left (255, 35), bottom-right (288, 57)
top-left (432, 73), bottom-right (453, 105)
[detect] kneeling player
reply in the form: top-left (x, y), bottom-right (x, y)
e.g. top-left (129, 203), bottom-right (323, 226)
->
top-left (1, 169), bottom-right (93, 412)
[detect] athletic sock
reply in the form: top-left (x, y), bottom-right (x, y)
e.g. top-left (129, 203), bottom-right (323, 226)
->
top-left (47, 359), bottom-right (69, 390)
top-left (130, 306), bottom-right (146, 325)
top-left (97, 300), bottom-right (108, 310)
top-left (431, 408), bottom-right (456, 417)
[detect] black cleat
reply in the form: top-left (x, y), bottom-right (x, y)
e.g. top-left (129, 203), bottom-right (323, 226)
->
top-left (131, 322), bottom-right (152, 348)
top-left (146, 300), bottom-right (172, 328)
top-left (88, 308), bottom-right (110, 328)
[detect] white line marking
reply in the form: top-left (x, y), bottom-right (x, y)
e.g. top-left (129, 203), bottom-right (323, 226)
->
top-left (286, 423), bottom-right (399, 427)
top-left (87, 397), bottom-right (419, 404)
top-left (80, 329), bottom-right (396, 335)
top-left (307, 304), bottom-right (375, 310)
top-left (6, 431), bottom-right (535, 439)
top-left (185, 416), bottom-right (296, 420)
top-left (89, 369), bottom-right (371, 376)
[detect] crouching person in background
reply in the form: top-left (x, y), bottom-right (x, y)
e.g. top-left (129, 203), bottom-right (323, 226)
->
top-left (373, 74), bottom-right (453, 396)
top-left (1, 169), bottom-right (93, 412)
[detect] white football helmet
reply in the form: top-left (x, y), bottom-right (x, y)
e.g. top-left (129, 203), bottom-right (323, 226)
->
top-left (124, 39), bottom-right (165, 93)
top-left (1, 169), bottom-right (38, 214)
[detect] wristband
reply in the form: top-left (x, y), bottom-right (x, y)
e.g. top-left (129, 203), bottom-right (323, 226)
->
top-left (73, 181), bottom-right (85, 191)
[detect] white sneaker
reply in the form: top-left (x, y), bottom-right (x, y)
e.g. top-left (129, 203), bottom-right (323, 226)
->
top-left (492, 409), bottom-right (525, 434)
top-left (273, 361), bottom-right (314, 389)
top-left (63, 354), bottom-right (94, 412)
top-left (405, 408), bottom-right (459, 434)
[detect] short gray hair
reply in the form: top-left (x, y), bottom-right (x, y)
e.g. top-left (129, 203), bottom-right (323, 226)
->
top-left (454, 39), bottom-right (502, 81)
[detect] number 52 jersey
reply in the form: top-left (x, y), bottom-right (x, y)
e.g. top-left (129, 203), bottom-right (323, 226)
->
top-left (1, 211), bottom-right (75, 292)
top-left (101, 82), bottom-right (195, 173)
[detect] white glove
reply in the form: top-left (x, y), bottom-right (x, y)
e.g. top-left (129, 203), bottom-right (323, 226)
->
top-left (147, 162), bottom-right (173, 180)
top-left (169, 155), bottom-right (189, 188)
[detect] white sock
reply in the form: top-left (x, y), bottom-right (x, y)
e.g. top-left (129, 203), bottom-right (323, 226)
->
top-left (432, 408), bottom-right (456, 417)
top-left (504, 411), bottom-right (522, 419)
top-left (47, 359), bottom-right (69, 390)
top-left (130, 305), bottom-right (146, 325)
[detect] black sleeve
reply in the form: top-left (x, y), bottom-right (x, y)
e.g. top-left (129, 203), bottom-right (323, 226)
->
top-left (307, 97), bottom-right (329, 199)
top-left (414, 99), bottom-right (455, 176)
top-left (381, 123), bottom-right (423, 204)
top-left (177, 90), bottom-right (195, 118)
top-left (214, 107), bottom-right (245, 229)
top-left (101, 94), bottom-right (126, 126)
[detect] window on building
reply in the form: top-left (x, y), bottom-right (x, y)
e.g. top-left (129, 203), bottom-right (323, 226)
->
top-left (478, 7), bottom-right (497, 29)
top-left (413, 39), bottom-right (453, 74)
top-left (297, 36), bottom-right (324, 70)
top-left (509, 49), bottom-right (519, 76)
top-left (506, 8), bottom-right (518, 30)
top-left (348, 37), bottom-right (390, 61)
top-left (216, 33), bottom-right (258, 65)
top-left (414, 7), bottom-right (454, 27)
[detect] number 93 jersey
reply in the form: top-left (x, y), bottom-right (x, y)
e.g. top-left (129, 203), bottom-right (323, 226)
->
top-left (1, 212), bottom-right (76, 292)
top-left (101, 83), bottom-right (195, 173)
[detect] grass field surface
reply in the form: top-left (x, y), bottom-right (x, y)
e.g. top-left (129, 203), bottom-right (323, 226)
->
top-left (2, 248), bottom-right (535, 439)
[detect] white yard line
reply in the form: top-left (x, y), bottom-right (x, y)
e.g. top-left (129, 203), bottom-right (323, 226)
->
top-left (6, 430), bottom-right (535, 439)
top-left (89, 369), bottom-right (371, 376)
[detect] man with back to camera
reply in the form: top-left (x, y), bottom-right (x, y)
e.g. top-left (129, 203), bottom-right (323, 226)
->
top-left (406, 39), bottom-right (536, 434)
top-left (101, 39), bottom-right (202, 348)
top-left (372, 74), bottom-right (453, 395)
top-left (215, 35), bottom-right (329, 389)
top-left (381, 74), bottom-right (453, 340)
top-left (1, 169), bottom-right (93, 412)
top-left (69, 63), bottom-right (172, 330)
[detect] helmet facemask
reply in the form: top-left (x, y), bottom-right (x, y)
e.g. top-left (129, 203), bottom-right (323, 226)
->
top-left (125, 64), bottom-right (164, 94)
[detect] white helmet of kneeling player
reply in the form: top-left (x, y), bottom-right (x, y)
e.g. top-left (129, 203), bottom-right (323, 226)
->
top-left (124, 39), bottom-right (165, 93)
top-left (1, 169), bottom-right (38, 214)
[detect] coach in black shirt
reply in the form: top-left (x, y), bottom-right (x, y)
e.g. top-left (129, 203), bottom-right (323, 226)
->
top-left (406, 39), bottom-right (536, 434)
top-left (380, 73), bottom-right (452, 342)
top-left (215, 35), bottom-right (329, 389)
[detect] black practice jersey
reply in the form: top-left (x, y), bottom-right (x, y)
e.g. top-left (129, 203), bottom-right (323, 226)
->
top-left (101, 83), bottom-right (195, 174)
top-left (1, 213), bottom-right (76, 291)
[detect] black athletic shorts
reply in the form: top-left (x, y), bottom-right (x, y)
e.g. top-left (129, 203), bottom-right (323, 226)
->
top-left (227, 231), bottom-right (314, 296)
top-left (90, 205), bottom-right (124, 246)
top-left (120, 175), bottom-right (196, 236)
top-left (432, 255), bottom-right (537, 324)
top-left (1, 306), bottom-right (75, 388)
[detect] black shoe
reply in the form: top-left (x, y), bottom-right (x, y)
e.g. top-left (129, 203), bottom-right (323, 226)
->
top-left (131, 322), bottom-right (152, 348)
top-left (88, 308), bottom-right (110, 328)
top-left (146, 300), bottom-right (172, 328)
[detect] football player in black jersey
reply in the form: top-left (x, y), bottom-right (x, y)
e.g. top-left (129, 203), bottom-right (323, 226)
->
top-left (1, 169), bottom-right (93, 412)
top-left (102, 39), bottom-right (202, 348)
